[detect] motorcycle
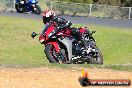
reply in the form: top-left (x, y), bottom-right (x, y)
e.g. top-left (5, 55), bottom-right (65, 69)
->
top-left (31, 23), bottom-right (103, 64)
top-left (15, 0), bottom-right (41, 14)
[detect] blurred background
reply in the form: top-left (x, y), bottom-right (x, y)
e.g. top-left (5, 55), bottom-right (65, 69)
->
top-left (0, 0), bottom-right (132, 19)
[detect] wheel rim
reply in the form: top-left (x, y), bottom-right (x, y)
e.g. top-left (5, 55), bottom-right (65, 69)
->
top-left (50, 47), bottom-right (59, 63)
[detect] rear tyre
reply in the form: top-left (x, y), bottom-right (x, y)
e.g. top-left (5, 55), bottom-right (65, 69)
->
top-left (85, 41), bottom-right (103, 65)
top-left (89, 48), bottom-right (103, 65)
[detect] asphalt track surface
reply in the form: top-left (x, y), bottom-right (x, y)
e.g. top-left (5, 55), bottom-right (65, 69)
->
top-left (0, 11), bottom-right (132, 29)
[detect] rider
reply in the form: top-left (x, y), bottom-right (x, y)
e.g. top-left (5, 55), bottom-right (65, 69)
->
top-left (41, 10), bottom-right (73, 34)
top-left (39, 9), bottom-right (87, 44)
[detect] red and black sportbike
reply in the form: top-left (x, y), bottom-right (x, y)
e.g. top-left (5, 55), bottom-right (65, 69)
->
top-left (31, 24), bottom-right (103, 64)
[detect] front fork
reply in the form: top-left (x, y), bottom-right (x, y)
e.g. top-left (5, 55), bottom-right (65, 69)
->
top-left (46, 42), bottom-right (60, 53)
top-left (46, 42), bottom-right (66, 62)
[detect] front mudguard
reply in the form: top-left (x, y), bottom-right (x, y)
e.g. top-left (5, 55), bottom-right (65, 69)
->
top-left (47, 42), bottom-right (60, 53)
top-left (15, 3), bottom-right (24, 13)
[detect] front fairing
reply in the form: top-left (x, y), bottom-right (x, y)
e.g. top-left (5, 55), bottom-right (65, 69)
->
top-left (45, 25), bottom-right (56, 41)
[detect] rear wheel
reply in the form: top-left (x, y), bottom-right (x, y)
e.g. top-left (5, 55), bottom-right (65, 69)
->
top-left (84, 41), bottom-right (103, 65)
top-left (44, 44), bottom-right (67, 63)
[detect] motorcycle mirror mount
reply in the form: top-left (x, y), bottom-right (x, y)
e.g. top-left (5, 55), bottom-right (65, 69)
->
top-left (92, 30), bottom-right (96, 34)
top-left (31, 32), bottom-right (38, 38)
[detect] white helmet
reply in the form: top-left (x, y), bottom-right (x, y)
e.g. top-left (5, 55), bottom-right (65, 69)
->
top-left (41, 9), bottom-right (56, 24)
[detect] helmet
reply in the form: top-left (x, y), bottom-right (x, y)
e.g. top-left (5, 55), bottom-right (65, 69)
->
top-left (41, 10), bottom-right (56, 24)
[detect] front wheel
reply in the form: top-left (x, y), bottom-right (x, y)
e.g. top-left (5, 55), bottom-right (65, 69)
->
top-left (15, 4), bottom-right (23, 13)
top-left (44, 44), bottom-right (67, 63)
top-left (34, 5), bottom-right (41, 15)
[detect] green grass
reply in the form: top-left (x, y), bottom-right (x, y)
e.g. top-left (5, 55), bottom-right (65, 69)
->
top-left (0, 16), bottom-right (44, 67)
top-left (0, 16), bottom-right (132, 71)
top-left (39, 0), bottom-right (49, 10)
top-left (91, 26), bottom-right (132, 65)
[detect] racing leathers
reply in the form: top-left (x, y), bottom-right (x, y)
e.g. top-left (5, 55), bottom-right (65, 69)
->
top-left (40, 16), bottom-right (87, 44)
top-left (41, 16), bottom-right (72, 34)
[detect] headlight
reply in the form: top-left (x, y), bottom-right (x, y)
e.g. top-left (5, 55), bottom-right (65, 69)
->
top-left (48, 33), bottom-right (53, 38)
top-left (48, 30), bottom-right (56, 38)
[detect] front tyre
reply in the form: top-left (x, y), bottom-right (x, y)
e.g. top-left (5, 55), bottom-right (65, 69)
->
top-left (15, 4), bottom-right (23, 13)
top-left (34, 5), bottom-right (41, 15)
top-left (45, 44), bottom-right (59, 63)
top-left (44, 44), bottom-right (67, 63)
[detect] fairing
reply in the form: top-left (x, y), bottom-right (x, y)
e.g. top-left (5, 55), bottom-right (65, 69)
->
top-left (58, 37), bottom-right (75, 61)
top-left (45, 25), bottom-right (55, 40)
top-left (47, 42), bottom-right (60, 53)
